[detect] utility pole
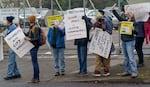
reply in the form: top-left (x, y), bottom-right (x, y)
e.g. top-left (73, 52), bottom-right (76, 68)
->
top-left (39, 0), bottom-right (42, 8)
top-left (68, 0), bottom-right (71, 9)
top-left (51, 0), bottom-right (54, 15)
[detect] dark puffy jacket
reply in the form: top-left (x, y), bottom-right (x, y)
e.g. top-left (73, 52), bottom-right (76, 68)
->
top-left (112, 10), bottom-right (136, 42)
top-left (134, 22), bottom-right (145, 38)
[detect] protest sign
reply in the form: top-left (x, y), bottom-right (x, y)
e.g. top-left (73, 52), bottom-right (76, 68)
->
top-left (120, 21), bottom-right (133, 35)
top-left (4, 28), bottom-right (34, 58)
top-left (64, 12), bottom-right (87, 40)
top-left (47, 15), bottom-right (62, 27)
top-left (89, 28), bottom-right (112, 58)
top-left (125, 2), bottom-right (150, 22)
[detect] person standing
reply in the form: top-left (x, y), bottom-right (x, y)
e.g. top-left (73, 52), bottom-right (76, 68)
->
top-left (112, 4), bottom-right (138, 78)
top-left (4, 16), bottom-right (21, 80)
top-left (93, 10), bottom-right (114, 77)
top-left (74, 15), bottom-right (92, 75)
top-left (24, 15), bottom-right (40, 83)
top-left (47, 22), bottom-right (66, 76)
top-left (135, 22), bottom-right (145, 67)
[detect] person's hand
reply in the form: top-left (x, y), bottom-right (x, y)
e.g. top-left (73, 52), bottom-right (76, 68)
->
top-left (24, 36), bottom-right (31, 41)
top-left (112, 3), bottom-right (117, 10)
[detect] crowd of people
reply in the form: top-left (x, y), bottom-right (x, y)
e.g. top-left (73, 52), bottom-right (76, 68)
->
top-left (2, 3), bottom-right (150, 83)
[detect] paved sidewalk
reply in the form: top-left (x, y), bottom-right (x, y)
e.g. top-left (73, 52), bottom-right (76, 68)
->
top-left (0, 55), bottom-right (150, 84)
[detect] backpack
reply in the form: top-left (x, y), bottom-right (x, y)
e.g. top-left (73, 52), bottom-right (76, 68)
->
top-left (32, 26), bottom-right (46, 46)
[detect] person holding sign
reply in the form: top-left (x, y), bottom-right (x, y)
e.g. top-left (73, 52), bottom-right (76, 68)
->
top-left (92, 10), bottom-right (114, 77)
top-left (3, 16), bottom-right (21, 80)
top-left (47, 22), bottom-right (66, 76)
top-left (24, 15), bottom-right (41, 83)
top-left (112, 4), bottom-right (138, 78)
top-left (74, 15), bottom-right (93, 76)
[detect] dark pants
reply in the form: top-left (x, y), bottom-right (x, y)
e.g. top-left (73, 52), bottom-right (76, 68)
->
top-left (135, 37), bottom-right (144, 64)
top-left (77, 45), bottom-right (87, 74)
top-left (30, 47), bottom-right (39, 79)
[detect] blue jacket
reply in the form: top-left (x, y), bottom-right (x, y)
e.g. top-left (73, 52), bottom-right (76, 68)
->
top-left (47, 27), bottom-right (65, 48)
top-left (5, 24), bottom-right (16, 36)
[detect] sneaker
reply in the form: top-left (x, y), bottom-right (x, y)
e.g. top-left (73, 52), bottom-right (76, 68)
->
top-left (137, 64), bottom-right (144, 68)
top-left (103, 71), bottom-right (110, 76)
top-left (54, 72), bottom-right (60, 76)
top-left (3, 74), bottom-right (21, 80)
top-left (28, 78), bottom-right (40, 83)
top-left (3, 76), bottom-right (15, 80)
top-left (121, 72), bottom-right (131, 77)
top-left (14, 74), bottom-right (21, 78)
top-left (61, 71), bottom-right (65, 76)
top-left (131, 74), bottom-right (137, 78)
top-left (92, 71), bottom-right (101, 77)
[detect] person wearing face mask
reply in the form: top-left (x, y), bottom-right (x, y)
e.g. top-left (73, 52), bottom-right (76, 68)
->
top-left (112, 3), bottom-right (138, 78)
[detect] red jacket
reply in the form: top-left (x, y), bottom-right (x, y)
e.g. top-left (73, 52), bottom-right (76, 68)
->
top-left (144, 18), bottom-right (150, 44)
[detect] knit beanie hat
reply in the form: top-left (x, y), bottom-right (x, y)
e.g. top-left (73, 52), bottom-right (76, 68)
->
top-left (28, 15), bottom-right (36, 23)
top-left (6, 16), bottom-right (15, 23)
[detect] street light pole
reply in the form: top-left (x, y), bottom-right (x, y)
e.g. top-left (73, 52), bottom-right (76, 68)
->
top-left (68, 0), bottom-right (71, 9)
top-left (51, 0), bottom-right (54, 15)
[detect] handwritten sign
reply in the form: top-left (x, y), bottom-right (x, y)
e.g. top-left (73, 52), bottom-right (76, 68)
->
top-left (4, 28), bottom-right (34, 58)
top-left (125, 2), bottom-right (150, 22)
top-left (89, 28), bottom-right (112, 58)
top-left (47, 15), bottom-right (62, 27)
top-left (64, 12), bottom-right (87, 40)
top-left (120, 21), bottom-right (133, 35)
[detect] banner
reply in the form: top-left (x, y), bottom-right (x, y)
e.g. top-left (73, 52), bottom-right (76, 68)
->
top-left (4, 28), bottom-right (34, 58)
top-left (125, 2), bottom-right (150, 22)
top-left (64, 12), bottom-right (87, 40)
top-left (47, 15), bottom-right (62, 27)
top-left (89, 28), bottom-right (112, 58)
top-left (120, 21), bottom-right (133, 35)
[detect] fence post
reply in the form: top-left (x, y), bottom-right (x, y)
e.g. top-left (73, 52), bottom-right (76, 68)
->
top-left (0, 33), bottom-right (4, 61)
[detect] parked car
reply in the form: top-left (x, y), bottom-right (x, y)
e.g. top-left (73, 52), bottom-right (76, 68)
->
top-left (19, 7), bottom-right (41, 27)
top-left (37, 8), bottom-right (49, 27)
top-left (86, 9), bottom-right (119, 29)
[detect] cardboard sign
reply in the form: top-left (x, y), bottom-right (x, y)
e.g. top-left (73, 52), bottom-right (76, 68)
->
top-left (89, 28), bottom-right (112, 58)
top-left (64, 12), bottom-right (87, 40)
top-left (4, 28), bottom-right (34, 58)
top-left (47, 15), bottom-right (62, 27)
top-left (120, 21), bottom-right (133, 35)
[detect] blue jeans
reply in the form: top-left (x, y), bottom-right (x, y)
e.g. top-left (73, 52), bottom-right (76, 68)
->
top-left (51, 47), bottom-right (65, 72)
top-left (30, 47), bottom-right (39, 79)
top-left (6, 48), bottom-right (20, 77)
top-left (122, 40), bottom-right (138, 75)
top-left (77, 45), bottom-right (87, 74)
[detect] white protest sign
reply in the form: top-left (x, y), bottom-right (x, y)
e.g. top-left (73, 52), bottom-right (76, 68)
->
top-left (0, 8), bottom-right (19, 24)
top-left (89, 28), bottom-right (112, 58)
top-left (4, 28), bottom-right (34, 58)
top-left (125, 2), bottom-right (150, 22)
top-left (64, 12), bottom-right (87, 40)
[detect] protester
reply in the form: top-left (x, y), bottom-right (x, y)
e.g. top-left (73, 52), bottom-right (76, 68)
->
top-left (144, 13), bottom-right (150, 44)
top-left (92, 10), bottom-right (114, 77)
top-left (112, 4), bottom-right (138, 78)
top-left (3, 16), bottom-right (21, 80)
top-left (47, 22), bottom-right (66, 76)
top-left (24, 15), bottom-right (40, 83)
top-left (134, 21), bottom-right (145, 68)
top-left (74, 15), bottom-right (93, 76)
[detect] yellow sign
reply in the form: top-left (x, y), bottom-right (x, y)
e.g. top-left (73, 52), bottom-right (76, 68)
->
top-left (47, 15), bottom-right (62, 27)
top-left (120, 21), bottom-right (133, 35)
